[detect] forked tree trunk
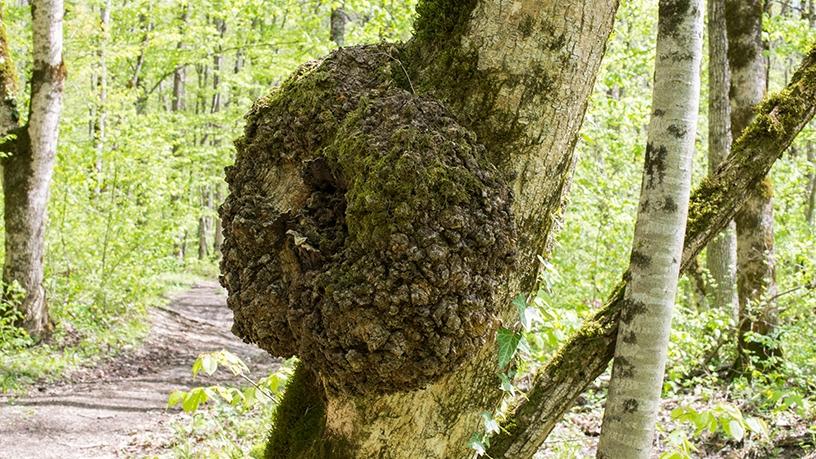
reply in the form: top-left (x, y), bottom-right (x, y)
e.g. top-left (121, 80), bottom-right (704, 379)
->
top-left (597, 0), bottom-right (703, 456)
top-left (222, 1), bottom-right (618, 458)
top-left (1, 0), bottom-right (65, 339)
top-left (487, 47), bottom-right (816, 458)
top-left (726, 0), bottom-right (780, 368)
top-left (706, 0), bottom-right (738, 314)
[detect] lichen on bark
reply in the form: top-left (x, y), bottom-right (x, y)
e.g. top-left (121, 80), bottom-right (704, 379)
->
top-left (220, 45), bottom-right (516, 396)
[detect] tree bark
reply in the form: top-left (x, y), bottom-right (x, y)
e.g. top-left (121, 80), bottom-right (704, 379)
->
top-left (596, 1), bottom-right (703, 457)
top-left (330, 5), bottom-right (347, 47)
top-left (93, 0), bottom-right (111, 195)
top-left (2, 0), bottom-right (65, 339)
top-left (706, 0), bottom-right (738, 314)
top-left (726, 0), bottom-right (780, 368)
top-left (222, 1), bottom-right (617, 458)
top-left (0, 6), bottom-right (19, 135)
top-left (487, 45), bottom-right (816, 458)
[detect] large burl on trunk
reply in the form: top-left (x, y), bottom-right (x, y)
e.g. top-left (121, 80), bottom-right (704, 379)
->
top-left (221, 47), bottom-right (516, 395)
top-left (220, 1), bottom-right (618, 457)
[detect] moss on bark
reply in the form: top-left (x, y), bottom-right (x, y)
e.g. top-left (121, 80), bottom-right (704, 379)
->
top-left (264, 364), bottom-right (352, 459)
top-left (221, 45), bottom-right (516, 396)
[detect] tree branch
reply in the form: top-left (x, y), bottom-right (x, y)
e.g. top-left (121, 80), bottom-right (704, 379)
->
top-left (487, 44), bottom-right (816, 459)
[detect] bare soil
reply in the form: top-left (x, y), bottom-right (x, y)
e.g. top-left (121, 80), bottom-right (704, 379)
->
top-left (0, 281), bottom-right (277, 459)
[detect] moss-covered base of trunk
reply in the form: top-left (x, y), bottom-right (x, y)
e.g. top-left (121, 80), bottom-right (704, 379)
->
top-left (265, 364), bottom-right (352, 459)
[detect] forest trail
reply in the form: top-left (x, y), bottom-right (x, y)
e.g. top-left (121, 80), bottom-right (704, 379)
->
top-left (0, 281), bottom-right (277, 459)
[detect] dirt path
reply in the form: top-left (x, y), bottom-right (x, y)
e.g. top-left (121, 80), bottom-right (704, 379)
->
top-left (0, 281), bottom-right (277, 459)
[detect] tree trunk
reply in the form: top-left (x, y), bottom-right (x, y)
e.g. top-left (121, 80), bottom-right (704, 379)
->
top-left (94, 0), bottom-right (111, 195)
top-left (0, 6), bottom-right (18, 134)
top-left (330, 5), bottom-right (347, 46)
top-left (487, 46), bottom-right (816, 458)
top-left (596, 1), bottom-right (703, 457)
top-left (726, 0), bottom-right (780, 368)
top-left (2, 0), bottom-right (65, 339)
top-left (213, 186), bottom-right (223, 255)
top-left (198, 186), bottom-right (210, 260)
top-left (221, 1), bottom-right (618, 458)
top-left (706, 0), bottom-right (738, 315)
top-left (807, 146), bottom-right (815, 225)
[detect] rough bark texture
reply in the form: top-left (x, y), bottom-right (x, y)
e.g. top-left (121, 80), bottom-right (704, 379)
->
top-left (2, 0), bottom-right (65, 339)
top-left (487, 46), bottom-right (816, 458)
top-left (220, 1), bottom-right (618, 457)
top-left (596, 1), bottom-right (703, 457)
top-left (222, 46), bottom-right (516, 394)
top-left (706, 0), bottom-right (738, 314)
top-left (726, 0), bottom-right (780, 367)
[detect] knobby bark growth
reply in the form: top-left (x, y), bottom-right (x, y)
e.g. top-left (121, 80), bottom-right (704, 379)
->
top-left (726, 0), bottom-right (780, 368)
top-left (597, 0), bottom-right (703, 457)
top-left (487, 46), bottom-right (816, 458)
top-left (220, 0), bottom-right (618, 457)
top-left (706, 0), bottom-right (738, 314)
top-left (1, 0), bottom-right (66, 339)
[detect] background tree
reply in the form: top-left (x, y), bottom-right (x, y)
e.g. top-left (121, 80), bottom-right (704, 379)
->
top-left (1, 0), bottom-right (65, 339)
top-left (706, 0), bottom-right (738, 314)
top-left (727, 0), bottom-right (780, 368)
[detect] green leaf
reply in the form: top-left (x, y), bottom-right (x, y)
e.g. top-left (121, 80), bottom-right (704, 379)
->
top-left (499, 372), bottom-right (515, 396)
top-left (468, 433), bottom-right (486, 456)
top-left (723, 419), bottom-right (744, 442)
top-left (182, 387), bottom-right (209, 413)
top-left (496, 328), bottom-right (522, 371)
top-left (200, 354), bottom-right (218, 376)
top-left (513, 295), bottom-right (529, 330)
top-left (481, 412), bottom-right (500, 435)
top-left (167, 390), bottom-right (186, 408)
top-left (745, 417), bottom-right (767, 436)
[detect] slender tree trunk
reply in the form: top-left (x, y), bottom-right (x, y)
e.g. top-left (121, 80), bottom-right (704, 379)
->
top-left (94, 0), bottom-right (111, 195)
top-left (171, 4), bottom-right (187, 260)
top-left (197, 186), bottom-right (209, 260)
top-left (727, 0), bottom-right (780, 368)
top-left (807, 146), bottom-right (816, 225)
top-left (210, 18), bottom-right (225, 257)
top-left (706, 0), bottom-right (738, 315)
top-left (195, 60), bottom-right (210, 260)
top-left (596, 1), bottom-right (703, 457)
top-left (171, 6), bottom-right (188, 114)
top-left (806, 2), bottom-right (816, 227)
top-left (213, 186), bottom-right (223, 254)
top-left (487, 47), bottom-right (816, 458)
top-left (330, 4), bottom-right (347, 46)
top-left (224, 1), bottom-right (618, 458)
top-left (2, 0), bottom-right (65, 339)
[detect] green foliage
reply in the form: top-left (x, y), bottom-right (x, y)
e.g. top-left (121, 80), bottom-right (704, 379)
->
top-left (661, 403), bottom-right (769, 459)
top-left (0, 281), bottom-right (30, 349)
top-left (166, 352), bottom-right (296, 457)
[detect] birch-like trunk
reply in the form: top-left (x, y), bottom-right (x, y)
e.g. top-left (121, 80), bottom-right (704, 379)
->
top-left (706, 0), bottom-right (738, 315)
top-left (2, 0), bottom-right (65, 339)
top-left (596, 1), bottom-right (703, 457)
top-left (726, 0), bottom-right (780, 367)
top-left (93, 0), bottom-right (110, 195)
